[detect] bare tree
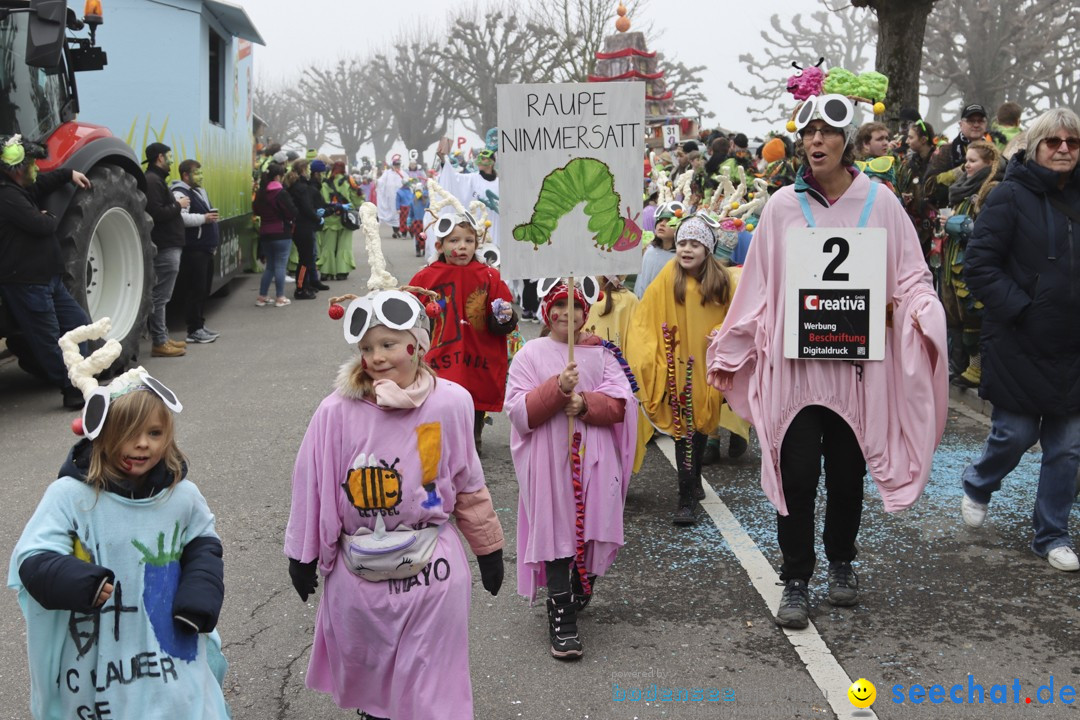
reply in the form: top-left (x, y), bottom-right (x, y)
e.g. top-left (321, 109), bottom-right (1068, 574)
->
top-left (252, 83), bottom-right (301, 148)
top-left (663, 58), bottom-right (714, 119)
top-left (728, 6), bottom-right (875, 125)
top-left (424, 6), bottom-right (575, 136)
top-left (371, 31), bottom-right (453, 158)
top-left (850, 0), bottom-right (942, 127)
top-left (303, 58), bottom-right (373, 163)
top-left (922, 0), bottom-right (1080, 116)
top-left (290, 88), bottom-right (329, 152)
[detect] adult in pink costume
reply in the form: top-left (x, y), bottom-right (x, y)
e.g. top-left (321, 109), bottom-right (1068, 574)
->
top-left (285, 288), bottom-right (504, 719)
top-left (707, 101), bottom-right (948, 629)
top-left (504, 282), bottom-right (637, 658)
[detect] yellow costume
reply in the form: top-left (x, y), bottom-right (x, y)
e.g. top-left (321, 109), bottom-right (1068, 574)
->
top-left (626, 259), bottom-right (744, 438)
top-left (585, 288), bottom-right (653, 472)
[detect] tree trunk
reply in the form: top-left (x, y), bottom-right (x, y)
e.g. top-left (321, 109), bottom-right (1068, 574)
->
top-left (861, 0), bottom-right (938, 131)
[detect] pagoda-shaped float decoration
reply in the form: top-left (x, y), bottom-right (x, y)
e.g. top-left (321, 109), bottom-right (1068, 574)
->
top-left (588, 3), bottom-right (697, 147)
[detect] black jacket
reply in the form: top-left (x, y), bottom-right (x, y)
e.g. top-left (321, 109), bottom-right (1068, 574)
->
top-left (964, 152), bottom-right (1080, 414)
top-left (145, 165), bottom-right (185, 249)
top-left (288, 176), bottom-right (325, 234)
top-left (17, 439), bottom-right (224, 631)
top-left (0, 168), bottom-right (73, 284)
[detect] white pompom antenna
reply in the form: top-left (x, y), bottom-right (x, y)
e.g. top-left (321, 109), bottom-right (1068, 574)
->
top-left (360, 202), bottom-right (398, 291)
top-left (59, 317), bottom-right (121, 399)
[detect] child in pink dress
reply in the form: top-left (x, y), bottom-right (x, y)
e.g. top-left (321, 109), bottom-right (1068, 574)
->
top-left (504, 280), bottom-right (638, 660)
top-left (285, 287), bottom-right (505, 720)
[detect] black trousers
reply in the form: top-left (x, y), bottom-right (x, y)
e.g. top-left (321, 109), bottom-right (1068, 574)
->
top-left (179, 248), bottom-right (214, 334)
top-left (777, 406), bottom-right (866, 582)
top-left (522, 280), bottom-right (540, 314)
top-left (293, 229), bottom-right (318, 291)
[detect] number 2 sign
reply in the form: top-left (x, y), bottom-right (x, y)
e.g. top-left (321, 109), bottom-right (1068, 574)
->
top-left (783, 227), bottom-right (887, 361)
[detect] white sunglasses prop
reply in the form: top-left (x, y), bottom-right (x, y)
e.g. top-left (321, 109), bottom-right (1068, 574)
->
top-left (82, 373), bottom-right (182, 441)
top-left (344, 290), bottom-right (426, 345)
top-left (794, 94), bottom-right (855, 131)
top-left (432, 211), bottom-right (480, 239)
top-left (656, 201), bottom-right (686, 218)
top-left (691, 211), bottom-right (723, 230)
top-left (537, 276), bottom-right (602, 306)
top-left (477, 244), bottom-right (501, 268)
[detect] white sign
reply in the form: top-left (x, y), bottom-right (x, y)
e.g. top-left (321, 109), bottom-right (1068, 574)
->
top-left (783, 227), bottom-right (887, 361)
top-left (497, 82), bottom-right (645, 280)
top-left (662, 124), bottom-right (679, 149)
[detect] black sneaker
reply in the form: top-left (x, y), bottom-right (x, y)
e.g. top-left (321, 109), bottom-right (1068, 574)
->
top-left (774, 579), bottom-right (810, 628)
top-left (546, 593), bottom-right (583, 659)
top-left (294, 289), bottom-right (317, 300)
top-left (827, 561), bottom-right (859, 607)
top-left (728, 433), bottom-right (749, 459)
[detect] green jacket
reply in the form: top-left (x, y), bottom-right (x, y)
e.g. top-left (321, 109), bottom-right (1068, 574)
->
top-left (319, 175), bottom-right (360, 231)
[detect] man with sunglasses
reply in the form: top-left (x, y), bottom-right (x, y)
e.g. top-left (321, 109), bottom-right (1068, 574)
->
top-left (961, 108), bottom-right (1080, 573)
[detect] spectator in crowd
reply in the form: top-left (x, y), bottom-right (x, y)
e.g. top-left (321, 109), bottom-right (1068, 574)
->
top-left (949, 104), bottom-right (989, 167)
top-left (855, 122), bottom-right (892, 161)
top-left (143, 142), bottom-right (189, 358)
top-left (171, 160), bottom-right (221, 344)
top-left (992, 101), bottom-right (1024, 148)
top-left (896, 119), bottom-right (939, 259)
top-left (0, 135), bottom-right (92, 407)
top-left (961, 107), bottom-right (1080, 573)
top-left (287, 159), bottom-right (329, 300)
top-left (705, 136), bottom-right (731, 178)
top-left (253, 163), bottom-right (296, 308)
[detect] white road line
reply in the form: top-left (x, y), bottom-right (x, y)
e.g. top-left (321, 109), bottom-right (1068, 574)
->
top-left (654, 434), bottom-right (878, 720)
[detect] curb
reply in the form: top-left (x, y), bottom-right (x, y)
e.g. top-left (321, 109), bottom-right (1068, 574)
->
top-left (949, 384), bottom-right (992, 419)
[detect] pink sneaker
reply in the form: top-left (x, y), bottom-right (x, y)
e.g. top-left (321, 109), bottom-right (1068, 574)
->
top-left (255, 296), bottom-right (269, 307)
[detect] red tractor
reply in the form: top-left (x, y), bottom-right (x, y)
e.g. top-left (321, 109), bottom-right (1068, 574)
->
top-left (0, 0), bottom-right (153, 376)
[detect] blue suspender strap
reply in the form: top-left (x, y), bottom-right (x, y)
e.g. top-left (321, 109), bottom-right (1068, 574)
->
top-left (797, 192), bottom-right (816, 227)
top-left (800, 178), bottom-right (878, 228)
top-left (857, 181), bottom-right (879, 228)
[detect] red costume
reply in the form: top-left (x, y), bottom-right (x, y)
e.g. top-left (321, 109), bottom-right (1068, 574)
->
top-left (410, 260), bottom-right (515, 412)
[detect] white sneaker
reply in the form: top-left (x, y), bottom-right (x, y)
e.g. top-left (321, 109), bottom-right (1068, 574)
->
top-left (1047, 546), bottom-right (1080, 572)
top-left (961, 495), bottom-right (988, 528)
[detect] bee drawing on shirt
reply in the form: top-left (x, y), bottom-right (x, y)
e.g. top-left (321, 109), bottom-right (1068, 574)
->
top-left (343, 453), bottom-right (403, 517)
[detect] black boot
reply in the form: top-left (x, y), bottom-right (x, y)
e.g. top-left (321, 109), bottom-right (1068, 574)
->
top-left (672, 470), bottom-right (698, 526)
top-left (546, 592), bottom-right (583, 659)
top-left (728, 432), bottom-right (749, 459)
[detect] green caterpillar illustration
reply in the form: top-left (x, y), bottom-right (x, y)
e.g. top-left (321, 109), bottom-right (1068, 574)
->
top-left (513, 157), bottom-right (641, 252)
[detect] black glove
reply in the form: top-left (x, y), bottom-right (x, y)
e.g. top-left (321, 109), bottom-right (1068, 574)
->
top-left (288, 558), bottom-right (318, 602)
top-left (476, 549), bottom-right (504, 597)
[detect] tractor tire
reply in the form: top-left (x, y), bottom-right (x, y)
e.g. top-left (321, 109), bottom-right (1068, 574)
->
top-left (58, 164), bottom-right (154, 374)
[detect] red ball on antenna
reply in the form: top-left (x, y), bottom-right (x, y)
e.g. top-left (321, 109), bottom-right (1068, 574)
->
top-left (328, 304), bottom-right (345, 320)
top-left (71, 417), bottom-right (84, 436)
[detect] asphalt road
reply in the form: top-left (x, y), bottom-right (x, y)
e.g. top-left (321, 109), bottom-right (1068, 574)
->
top-left (0, 225), bottom-right (1077, 720)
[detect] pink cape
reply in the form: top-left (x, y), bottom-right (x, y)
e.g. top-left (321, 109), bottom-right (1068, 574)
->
top-left (284, 380), bottom-right (485, 719)
top-left (505, 337), bottom-right (638, 600)
top-left (706, 173), bottom-right (949, 515)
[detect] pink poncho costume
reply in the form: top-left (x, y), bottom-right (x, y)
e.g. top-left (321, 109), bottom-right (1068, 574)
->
top-left (285, 289), bottom-right (503, 720)
top-left (706, 171), bottom-right (949, 515)
top-left (505, 333), bottom-right (638, 601)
